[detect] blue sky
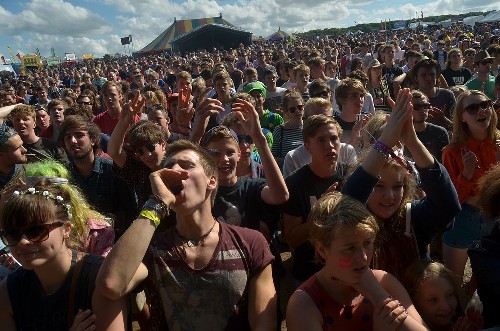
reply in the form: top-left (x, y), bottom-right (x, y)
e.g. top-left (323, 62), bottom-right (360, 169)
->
top-left (1, 0), bottom-right (499, 58)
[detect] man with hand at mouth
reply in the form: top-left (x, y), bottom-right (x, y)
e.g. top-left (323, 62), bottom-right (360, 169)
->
top-left (97, 140), bottom-right (278, 331)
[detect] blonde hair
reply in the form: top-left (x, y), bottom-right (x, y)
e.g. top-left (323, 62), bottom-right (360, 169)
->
top-left (402, 260), bottom-right (463, 314)
top-left (309, 192), bottom-right (378, 262)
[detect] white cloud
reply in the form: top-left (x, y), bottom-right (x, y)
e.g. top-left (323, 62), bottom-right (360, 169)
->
top-left (1, 0), bottom-right (500, 57)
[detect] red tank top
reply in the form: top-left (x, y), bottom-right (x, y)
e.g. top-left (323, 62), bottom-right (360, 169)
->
top-left (298, 274), bottom-right (375, 331)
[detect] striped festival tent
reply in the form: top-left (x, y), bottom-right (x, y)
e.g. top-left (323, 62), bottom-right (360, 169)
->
top-left (139, 15), bottom-right (237, 52)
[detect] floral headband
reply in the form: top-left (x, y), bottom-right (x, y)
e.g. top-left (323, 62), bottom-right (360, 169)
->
top-left (11, 187), bottom-right (73, 220)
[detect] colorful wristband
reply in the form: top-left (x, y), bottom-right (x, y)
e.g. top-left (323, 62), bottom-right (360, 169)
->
top-left (373, 140), bottom-right (393, 157)
top-left (140, 209), bottom-right (161, 228)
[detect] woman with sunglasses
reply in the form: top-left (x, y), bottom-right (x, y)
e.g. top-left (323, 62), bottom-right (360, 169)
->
top-left (442, 89), bottom-right (500, 289)
top-left (0, 180), bottom-right (127, 330)
top-left (271, 91), bottom-right (305, 168)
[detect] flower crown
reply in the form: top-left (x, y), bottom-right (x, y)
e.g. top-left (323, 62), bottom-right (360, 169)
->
top-left (11, 188), bottom-right (73, 219)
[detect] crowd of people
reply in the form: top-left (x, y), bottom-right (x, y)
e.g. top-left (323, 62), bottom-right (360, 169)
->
top-left (0, 20), bottom-right (500, 330)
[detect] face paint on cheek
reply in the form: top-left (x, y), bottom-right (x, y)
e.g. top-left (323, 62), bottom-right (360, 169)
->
top-left (338, 257), bottom-right (352, 269)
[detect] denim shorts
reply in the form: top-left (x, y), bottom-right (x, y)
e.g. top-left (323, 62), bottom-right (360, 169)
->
top-left (443, 203), bottom-right (493, 249)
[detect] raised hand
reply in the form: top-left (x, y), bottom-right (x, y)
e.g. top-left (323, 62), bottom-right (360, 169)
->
top-left (461, 147), bottom-right (479, 180)
top-left (149, 168), bottom-right (190, 207)
top-left (231, 98), bottom-right (263, 139)
top-left (380, 88), bottom-right (413, 148)
top-left (176, 86), bottom-right (195, 126)
top-left (121, 90), bottom-right (145, 124)
top-left (193, 88), bottom-right (224, 122)
top-left (428, 106), bottom-right (452, 129)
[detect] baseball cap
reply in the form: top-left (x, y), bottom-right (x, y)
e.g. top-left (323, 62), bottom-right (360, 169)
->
top-left (242, 82), bottom-right (267, 98)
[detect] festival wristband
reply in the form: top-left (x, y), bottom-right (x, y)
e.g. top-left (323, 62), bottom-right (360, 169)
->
top-left (139, 209), bottom-right (161, 228)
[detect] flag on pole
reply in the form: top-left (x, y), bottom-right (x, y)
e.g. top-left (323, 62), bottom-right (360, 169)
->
top-left (35, 48), bottom-right (41, 57)
top-left (1, 56), bottom-right (6, 64)
top-left (16, 53), bottom-right (21, 61)
top-left (51, 47), bottom-right (56, 58)
top-left (7, 46), bottom-right (16, 63)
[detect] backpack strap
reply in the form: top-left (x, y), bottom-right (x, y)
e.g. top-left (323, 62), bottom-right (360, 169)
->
top-left (67, 252), bottom-right (86, 328)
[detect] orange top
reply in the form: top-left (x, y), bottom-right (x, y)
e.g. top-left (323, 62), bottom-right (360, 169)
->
top-left (442, 138), bottom-right (498, 203)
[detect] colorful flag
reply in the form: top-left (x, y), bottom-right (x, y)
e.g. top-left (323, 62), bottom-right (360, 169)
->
top-left (35, 48), bottom-right (41, 57)
top-left (1, 56), bottom-right (6, 64)
top-left (7, 46), bottom-right (16, 63)
top-left (16, 53), bottom-right (21, 61)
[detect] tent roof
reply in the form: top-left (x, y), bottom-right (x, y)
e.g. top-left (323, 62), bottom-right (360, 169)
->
top-left (170, 24), bottom-right (252, 53)
top-left (140, 16), bottom-right (237, 52)
top-left (265, 28), bottom-right (295, 41)
top-left (479, 10), bottom-right (500, 23)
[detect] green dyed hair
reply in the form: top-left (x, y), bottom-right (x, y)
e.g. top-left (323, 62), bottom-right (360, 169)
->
top-left (24, 161), bottom-right (111, 251)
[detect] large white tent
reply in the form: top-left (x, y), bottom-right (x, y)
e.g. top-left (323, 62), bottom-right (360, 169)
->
top-left (479, 10), bottom-right (500, 23)
top-left (463, 15), bottom-right (484, 26)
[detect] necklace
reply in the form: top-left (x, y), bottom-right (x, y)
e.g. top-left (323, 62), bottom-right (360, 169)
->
top-left (175, 220), bottom-right (217, 247)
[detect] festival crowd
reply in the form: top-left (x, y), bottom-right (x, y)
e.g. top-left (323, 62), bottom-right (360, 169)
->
top-left (0, 20), bottom-right (500, 331)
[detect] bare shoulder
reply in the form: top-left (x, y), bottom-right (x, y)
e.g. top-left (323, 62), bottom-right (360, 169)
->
top-left (286, 290), bottom-right (323, 331)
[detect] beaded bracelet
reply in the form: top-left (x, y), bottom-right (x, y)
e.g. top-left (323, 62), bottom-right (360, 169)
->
top-left (140, 209), bottom-right (161, 228)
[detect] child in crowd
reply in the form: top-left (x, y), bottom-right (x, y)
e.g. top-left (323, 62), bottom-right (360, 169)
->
top-left (403, 260), bottom-right (483, 331)
top-left (286, 191), bottom-right (428, 331)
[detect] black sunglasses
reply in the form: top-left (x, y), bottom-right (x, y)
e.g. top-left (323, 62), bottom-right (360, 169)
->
top-left (0, 222), bottom-right (65, 247)
top-left (77, 101), bottom-right (92, 106)
top-left (287, 105), bottom-right (304, 113)
top-left (136, 143), bottom-right (159, 156)
top-left (237, 134), bottom-right (253, 145)
top-left (413, 103), bottom-right (431, 111)
top-left (311, 90), bottom-right (330, 98)
top-left (464, 100), bottom-right (492, 115)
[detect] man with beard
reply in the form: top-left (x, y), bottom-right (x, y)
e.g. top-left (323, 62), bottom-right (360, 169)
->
top-left (10, 104), bottom-right (68, 164)
top-left (59, 115), bottom-right (137, 235)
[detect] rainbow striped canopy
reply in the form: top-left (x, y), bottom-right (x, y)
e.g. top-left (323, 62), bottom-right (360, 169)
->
top-left (140, 16), bottom-right (236, 52)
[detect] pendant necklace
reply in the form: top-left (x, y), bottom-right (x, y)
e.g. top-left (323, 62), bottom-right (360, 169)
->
top-left (175, 220), bottom-right (217, 247)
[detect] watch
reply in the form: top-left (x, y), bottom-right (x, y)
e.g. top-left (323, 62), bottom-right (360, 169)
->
top-left (142, 198), bottom-right (167, 218)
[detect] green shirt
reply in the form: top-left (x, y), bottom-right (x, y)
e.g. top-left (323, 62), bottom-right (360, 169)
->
top-left (465, 75), bottom-right (496, 101)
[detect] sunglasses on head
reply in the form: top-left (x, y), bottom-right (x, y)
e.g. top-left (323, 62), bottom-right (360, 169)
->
top-left (0, 222), bottom-right (65, 247)
top-left (311, 90), bottom-right (330, 98)
top-left (136, 143), bottom-right (159, 156)
top-left (413, 103), bottom-right (431, 111)
top-left (237, 134), bottom-right (253, 145)
top-left (464, 100), bottom-right (492, 115)
top-left (287, 104), bottom-right (304, 113)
